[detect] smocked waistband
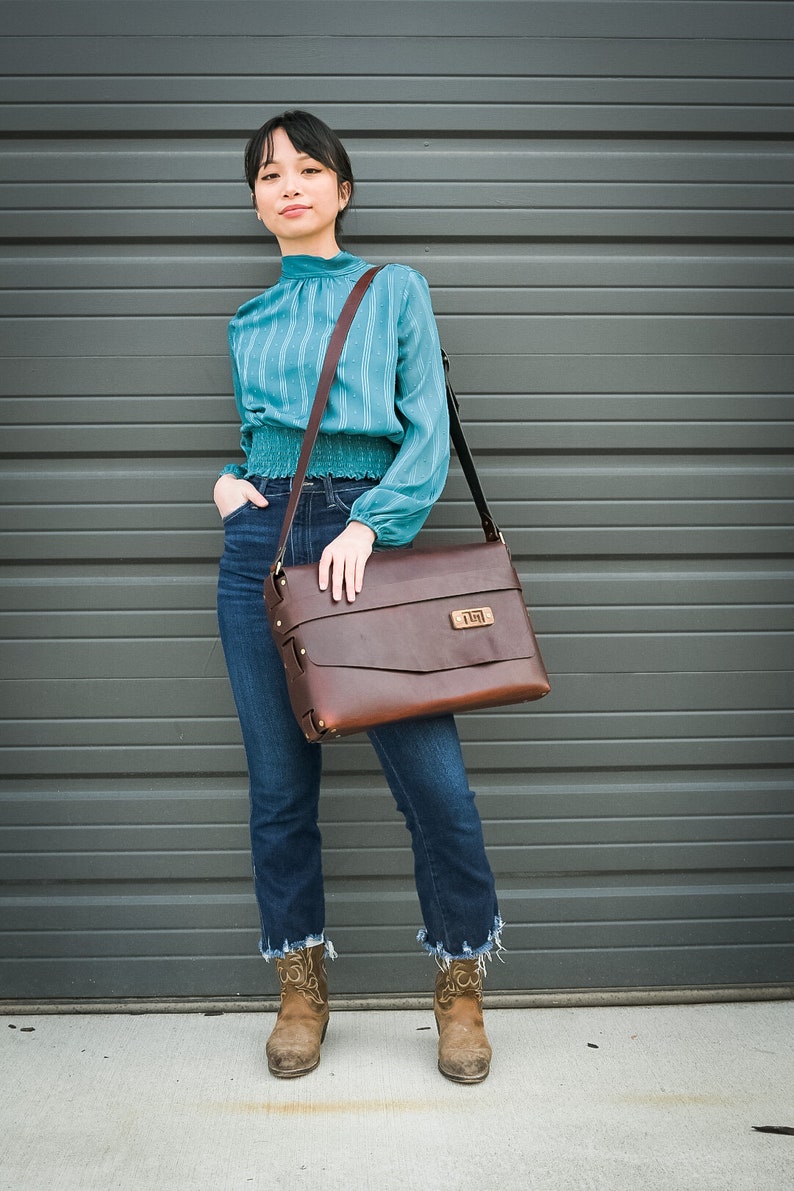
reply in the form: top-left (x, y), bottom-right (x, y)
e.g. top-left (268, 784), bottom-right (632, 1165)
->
top-left (245, 425), bottom-right (396, 481)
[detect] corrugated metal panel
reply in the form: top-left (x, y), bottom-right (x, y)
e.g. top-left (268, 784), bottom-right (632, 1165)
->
top-left (1, 1), bottom-right (792, 1000)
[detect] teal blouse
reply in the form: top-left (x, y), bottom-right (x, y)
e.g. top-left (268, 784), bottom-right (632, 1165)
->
top-left (221, 252), bottom-right (449, 547)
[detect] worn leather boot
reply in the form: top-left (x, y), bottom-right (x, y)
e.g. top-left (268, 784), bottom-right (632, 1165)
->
top-left (434, 958), bottom-right (492, 1083)
top-left (265, 943), bottom-right (329, 1078)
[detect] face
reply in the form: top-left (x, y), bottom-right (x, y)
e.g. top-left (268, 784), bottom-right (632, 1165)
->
top-left (252, 127), bottom-right (351, 257)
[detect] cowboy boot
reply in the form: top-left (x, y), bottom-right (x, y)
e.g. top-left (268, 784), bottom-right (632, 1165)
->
top-left (265, 943), bottom-right (330, 1078)
top-left (434, 958), bottom-right (492, 1083)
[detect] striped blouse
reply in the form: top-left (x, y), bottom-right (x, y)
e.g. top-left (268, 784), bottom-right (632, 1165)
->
top-left (221, 251), bottom-right (449, 547)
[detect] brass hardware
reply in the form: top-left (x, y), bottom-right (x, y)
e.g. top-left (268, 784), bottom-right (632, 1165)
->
top-left (275, 620), bottom-right (282, 627)
top-left (300, 648), bottom-right (306, 655)
top-left (318, 720), bottom-right (325, 728)
top-left (450, 606), bottom-right (494, 630)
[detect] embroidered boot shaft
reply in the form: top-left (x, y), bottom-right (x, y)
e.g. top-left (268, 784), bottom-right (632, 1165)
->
top-left (433, 958), bottom-right (492, 1084)
top-left (266, 943), bottom-right (330, 1078)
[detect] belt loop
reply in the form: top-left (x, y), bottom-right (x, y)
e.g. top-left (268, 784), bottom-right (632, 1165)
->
top-left (322, 474), bottom-right (334, 505)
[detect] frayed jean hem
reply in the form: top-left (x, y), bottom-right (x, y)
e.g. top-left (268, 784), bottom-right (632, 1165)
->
top-left (417, 915), bottom-right (506, 969)
top-left (259, 933), bottom-right (337, 962)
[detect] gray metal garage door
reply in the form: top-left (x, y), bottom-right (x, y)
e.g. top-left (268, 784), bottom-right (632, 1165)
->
top-left (1, 1), bottom-right (792, 1002)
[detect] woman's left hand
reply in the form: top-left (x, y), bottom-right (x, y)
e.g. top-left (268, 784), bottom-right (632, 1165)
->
top-left (319, 521), bottom-right (376, 603)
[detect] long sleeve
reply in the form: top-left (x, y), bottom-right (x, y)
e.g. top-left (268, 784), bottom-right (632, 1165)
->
top-left (346, 269), bottom-right (449, 546)
top-left (218, 338), bottom-right (252, 479)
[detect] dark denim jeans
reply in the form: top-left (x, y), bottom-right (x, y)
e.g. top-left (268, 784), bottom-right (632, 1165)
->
top-left (217, 476), bottom-right (502, 963)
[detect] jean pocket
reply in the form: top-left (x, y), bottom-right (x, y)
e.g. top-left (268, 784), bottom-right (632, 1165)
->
top-left (330, 480), bottom-right (377, 516)
top-left (221, 500), bottom-right (252, 525)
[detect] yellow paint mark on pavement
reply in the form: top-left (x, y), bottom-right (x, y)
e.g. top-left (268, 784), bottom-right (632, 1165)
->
top-left (220, 1098), bottom-right (449, 1115)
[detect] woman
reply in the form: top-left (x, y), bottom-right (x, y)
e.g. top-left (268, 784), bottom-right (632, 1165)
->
top-left (214, 110), bottom-right (502, 1083)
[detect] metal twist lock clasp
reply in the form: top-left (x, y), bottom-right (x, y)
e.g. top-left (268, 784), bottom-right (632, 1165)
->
top-left (450, 607), bottom-right (494, 630)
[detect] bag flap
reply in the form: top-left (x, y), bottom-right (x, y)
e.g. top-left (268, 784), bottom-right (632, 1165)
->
top-left (267, 540), bottom-right (524, 636)
top-left (293, 587), bottom-right (538, 672)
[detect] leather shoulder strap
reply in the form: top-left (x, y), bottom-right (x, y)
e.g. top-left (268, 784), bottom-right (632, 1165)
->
top-left (443, 351), bottom-right (502, 543)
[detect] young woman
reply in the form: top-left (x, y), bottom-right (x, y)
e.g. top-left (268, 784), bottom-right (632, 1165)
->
top-left (214, 110), bottom-right (502, 1083)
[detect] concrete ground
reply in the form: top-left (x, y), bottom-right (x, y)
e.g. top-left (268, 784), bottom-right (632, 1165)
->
top-left (2, 1000), bottom-right (793, 1191)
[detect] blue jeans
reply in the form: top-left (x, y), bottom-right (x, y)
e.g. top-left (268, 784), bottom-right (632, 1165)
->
top-left (217, 475), bottom-right (502, 964)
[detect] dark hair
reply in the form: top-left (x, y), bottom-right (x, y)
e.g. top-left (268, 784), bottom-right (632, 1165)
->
top-left (244, 109), bottom-right (355, 239)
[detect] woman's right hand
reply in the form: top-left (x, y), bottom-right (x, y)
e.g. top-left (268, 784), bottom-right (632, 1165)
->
top-left (213, 474), bottom-right (269, 519)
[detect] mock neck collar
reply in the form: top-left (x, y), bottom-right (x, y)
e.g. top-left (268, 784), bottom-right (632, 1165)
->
top-left (279, 251), bottom-right (363, 280)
